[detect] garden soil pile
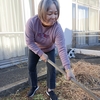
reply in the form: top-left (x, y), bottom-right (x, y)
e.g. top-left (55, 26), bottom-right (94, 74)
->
top-left (56, 60), bottom-right (100, 100)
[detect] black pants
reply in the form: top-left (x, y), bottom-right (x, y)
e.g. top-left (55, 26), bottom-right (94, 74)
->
top-left (28, 49), bottom-right (56, 89)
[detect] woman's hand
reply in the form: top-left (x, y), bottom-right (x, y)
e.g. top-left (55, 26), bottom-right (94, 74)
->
top-left (65, 69), bottom-right (75, 80)
top-left (40, 53), bottom-right (48, 62)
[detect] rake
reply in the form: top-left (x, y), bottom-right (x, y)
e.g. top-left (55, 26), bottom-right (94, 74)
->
top-left (47, 59), bottom-right (100, 100)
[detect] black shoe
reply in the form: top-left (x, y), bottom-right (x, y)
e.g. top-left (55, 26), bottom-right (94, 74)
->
top-left (46, 91), bottom-right (58, 100)
top-left (27, 86), bottom-right (39, 97)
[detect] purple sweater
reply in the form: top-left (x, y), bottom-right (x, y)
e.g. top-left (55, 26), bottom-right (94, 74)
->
top-left (25, 15), bottom-right (70, 70)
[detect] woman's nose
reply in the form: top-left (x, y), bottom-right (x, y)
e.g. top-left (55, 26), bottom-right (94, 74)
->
top-left (51, 14), bottom-right (56, 19)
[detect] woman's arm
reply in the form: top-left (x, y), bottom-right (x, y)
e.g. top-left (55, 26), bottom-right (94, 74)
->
top-left (55, 25), bottom-right (70, 70)
top-left (55, 24), bottom-right (75, 80)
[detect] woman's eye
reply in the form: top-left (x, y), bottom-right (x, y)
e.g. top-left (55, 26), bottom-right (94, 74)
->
top-left (55, 13), bottom-right (58, 15)
top-left (47, 13), bottom-right (52, 15)
top-left (47, 13), bottom-right (58, 15)
top-left (47, 11), bottom-right (58, 15)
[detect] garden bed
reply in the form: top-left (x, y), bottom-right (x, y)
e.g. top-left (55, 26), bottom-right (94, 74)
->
top-left (1, 58), bottom-right (100, 100)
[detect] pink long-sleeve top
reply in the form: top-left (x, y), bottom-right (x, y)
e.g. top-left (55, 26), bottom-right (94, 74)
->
top-left (25, 15), bottom-right (70, 70)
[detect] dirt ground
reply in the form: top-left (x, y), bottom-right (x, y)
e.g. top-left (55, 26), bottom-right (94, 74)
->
top-left (1, 53), bottom-right (100, 100)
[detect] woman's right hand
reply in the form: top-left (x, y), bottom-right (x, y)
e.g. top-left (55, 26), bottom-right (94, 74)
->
top-left (40, 53), bottom-right (48, 62)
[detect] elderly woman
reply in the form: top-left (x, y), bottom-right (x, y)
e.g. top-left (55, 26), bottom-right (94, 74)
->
top-left (25, 0), bottom-right (75, 99)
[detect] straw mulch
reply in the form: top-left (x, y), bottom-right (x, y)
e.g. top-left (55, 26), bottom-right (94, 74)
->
top-left (56, 60), bottom-right (100, 100)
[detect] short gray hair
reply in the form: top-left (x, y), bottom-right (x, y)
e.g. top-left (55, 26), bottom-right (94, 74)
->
top-left (38, 0), bottom-right (60, 22)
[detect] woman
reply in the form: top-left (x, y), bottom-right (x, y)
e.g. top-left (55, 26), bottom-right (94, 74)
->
top-left (25, 0), bottom-right (75, 99)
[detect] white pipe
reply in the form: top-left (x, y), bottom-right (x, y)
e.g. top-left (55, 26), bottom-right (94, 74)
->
top-left (74, 48), bottom-right (100, 56)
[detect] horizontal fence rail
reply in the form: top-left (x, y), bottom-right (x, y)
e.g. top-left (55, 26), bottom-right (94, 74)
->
top-left (73, 30), bottom-right (100, 34)
top-left (72, 30), bottom-right (100, 48)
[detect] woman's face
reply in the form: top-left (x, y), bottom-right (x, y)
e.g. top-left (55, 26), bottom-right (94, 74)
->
top-left (42, 3), bottom-right (58, 27)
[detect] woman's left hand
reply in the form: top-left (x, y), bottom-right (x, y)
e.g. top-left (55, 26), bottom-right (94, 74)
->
top-left (65, 69), bottom-right (75, 80)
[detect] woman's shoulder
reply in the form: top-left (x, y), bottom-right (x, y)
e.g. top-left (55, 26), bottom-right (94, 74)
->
top-left (27, 15), bottom-right (40, 25)
top-left (54, 21), bottom-right (61, 28)
top-left (52, 22), bottom-right (63, 35)
top-left (26, 15), bottom-right (42, 32)
top-left (53, 22), bottom-right (63, 31)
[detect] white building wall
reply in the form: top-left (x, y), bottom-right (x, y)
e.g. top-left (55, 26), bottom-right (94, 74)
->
top-left (34, 0), bottom-right (41, 14)
top-left (59, 0), bottom-right (72, 49)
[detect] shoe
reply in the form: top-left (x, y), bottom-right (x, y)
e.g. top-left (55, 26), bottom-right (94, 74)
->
top-left (27, 86), bottom-right (39, 97)
top-left (46, 91), bottom-right (58, 100)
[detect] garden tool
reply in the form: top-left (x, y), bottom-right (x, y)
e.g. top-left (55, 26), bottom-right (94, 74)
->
top-left (47, 59), bottom-right (100, 100)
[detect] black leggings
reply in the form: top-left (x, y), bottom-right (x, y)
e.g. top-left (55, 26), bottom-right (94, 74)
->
top-left (28, 49), bottom-right (56, 89)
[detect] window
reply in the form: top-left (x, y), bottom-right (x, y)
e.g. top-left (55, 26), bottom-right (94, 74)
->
top-left (89, 9), bottom-right (98, 31)
top-left (98, 10), bottom-right (100, 43)
top-left (72, 4), bottom-right (76, 31)
top-left (99, 11), bottom-right (100, 30)
top-left (77, 5), bottom-right (89, 31)
top-left (76, 5), bottom-right (89, 46)
top-left (89, 9), bottom-right (99, 44)
top-left (73, 0), bottom-right (100, 46)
